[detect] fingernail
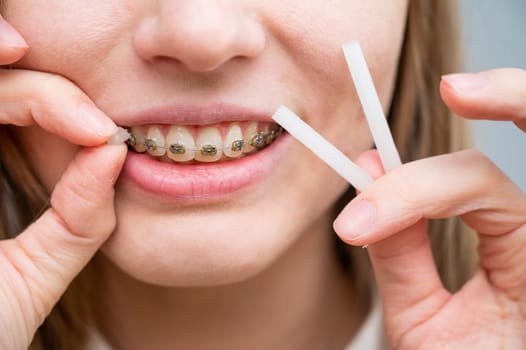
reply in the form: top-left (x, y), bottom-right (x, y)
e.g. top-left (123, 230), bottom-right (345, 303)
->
top-left (0, 18), bottom-right (28, 48)
top-left (442, 73), bottom-right (488, 94)
top-left (78, 102), bottom-right (117, 138)
top-left (334, 199), bottom-right (376, 241)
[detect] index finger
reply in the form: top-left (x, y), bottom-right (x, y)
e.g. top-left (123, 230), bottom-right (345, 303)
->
top-left (336, 150), bottom-right (526, 295)
top-left (0, 69), bottom-right (117, 146)
top-left (441, 69), bottom-right (526, 131)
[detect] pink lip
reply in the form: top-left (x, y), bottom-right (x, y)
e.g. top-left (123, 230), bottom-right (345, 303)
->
top-left (112, 103), bottom-right (275, 127)
top-left (116, 103), bottom-right (290, 201)
top-left (120, 131), bottom-right (292, 202)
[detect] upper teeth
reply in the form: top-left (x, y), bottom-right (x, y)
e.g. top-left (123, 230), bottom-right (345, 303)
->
top-left (128, 122), bottom-right (282, 163)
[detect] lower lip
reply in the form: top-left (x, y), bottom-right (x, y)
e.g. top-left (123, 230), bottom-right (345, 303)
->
top-left (120, 133), bottom-right (292, 201)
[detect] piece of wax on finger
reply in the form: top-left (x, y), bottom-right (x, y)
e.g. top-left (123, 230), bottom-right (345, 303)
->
top-left (107, 127), bottom-right (131, 145)
top-left (272, 106), bottom-right (373, 192)
top-left (343, 41), bottom-right (402, 172)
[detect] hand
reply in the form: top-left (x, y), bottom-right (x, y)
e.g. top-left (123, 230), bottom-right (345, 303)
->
top-left (0, 16), bottom-right (127, 349)
top-left (334, 69), bottom-right (526, 349)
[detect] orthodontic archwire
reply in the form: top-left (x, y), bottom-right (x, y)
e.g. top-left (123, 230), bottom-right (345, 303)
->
top-left (125, 127), bottom-right (283, 156)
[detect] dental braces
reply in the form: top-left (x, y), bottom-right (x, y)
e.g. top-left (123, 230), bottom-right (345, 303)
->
top-left (127, 127), bottom-right (283, 156)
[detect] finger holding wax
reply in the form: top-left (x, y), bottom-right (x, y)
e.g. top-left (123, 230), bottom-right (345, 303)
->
top-left (333, 149), bottom-right (526, 347)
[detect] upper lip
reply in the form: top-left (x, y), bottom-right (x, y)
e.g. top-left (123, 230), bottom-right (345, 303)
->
top-left (112, 103), bottom-right (275, 127)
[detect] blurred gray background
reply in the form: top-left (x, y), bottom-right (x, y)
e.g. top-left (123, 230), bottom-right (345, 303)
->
top-left (459, 0), bottom-right (526, 192)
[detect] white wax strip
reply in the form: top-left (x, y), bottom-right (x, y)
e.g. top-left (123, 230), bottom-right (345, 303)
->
top-left (272, 106), bottom-right (373, 191)
top-left (342, 41), bottom-right (401, 172)
top-left (107, 127), bottom-right (131, 145)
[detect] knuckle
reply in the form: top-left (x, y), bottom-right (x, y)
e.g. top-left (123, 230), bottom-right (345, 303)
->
top-left (21, 72), bottom-right (88, 126)
top-left (378, 150), bottom-right (507, 218)
top-left (461, 148), bottom-right (487, 161)
top-left (32, 72), bottom-right (73, 94)
top-left (382, 166), bottom-right (426, 210)
top-left (456, 149), bottom-right (515, 210)
top-left (459, 149), bottom-right (497, 175)
top-left (459, 150), bottom-right (506, 191)
top-left (502, 68), bottom-right (526, 117)
top-left (30, 73), bottom-right (86, 108)
top-left (503, 67), bottom-right (526, 77)
top-left (510, 67), bottom-right (526, 78)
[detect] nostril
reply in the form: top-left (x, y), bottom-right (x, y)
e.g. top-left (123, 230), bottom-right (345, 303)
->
top-left (133, 4), bottom-right (266, 73)
top-left (169, 33), bottom-right (242, 72)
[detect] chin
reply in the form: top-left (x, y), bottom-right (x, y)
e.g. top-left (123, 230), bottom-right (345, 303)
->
top-left (100, 191), bottom-right (309, 287)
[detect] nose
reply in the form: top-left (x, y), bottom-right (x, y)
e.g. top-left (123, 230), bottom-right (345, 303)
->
top-left (134, 1), bottom-right (266, 72)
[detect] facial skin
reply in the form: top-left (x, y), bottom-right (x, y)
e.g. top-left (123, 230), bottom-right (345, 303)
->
top-left (4, 1), bottom-right (407, 288)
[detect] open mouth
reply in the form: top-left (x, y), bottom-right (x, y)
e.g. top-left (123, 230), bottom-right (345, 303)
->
top-left (115, 104), bottom-right (292, 201)
top-left (126, 121), bottom-right (283, 164)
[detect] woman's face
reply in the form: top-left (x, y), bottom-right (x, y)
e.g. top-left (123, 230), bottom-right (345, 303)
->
top-left (4, 1), bottom-right (407, 286)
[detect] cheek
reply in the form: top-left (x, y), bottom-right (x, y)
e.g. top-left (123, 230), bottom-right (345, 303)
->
top-left (3, 1), bottom-right (131, 81)
top-left (284, 0), bottom-right (407, 162)
top-left (265, 0), bottom-right (407, 82)
top-left (263, 0), bottom-right (407, 154)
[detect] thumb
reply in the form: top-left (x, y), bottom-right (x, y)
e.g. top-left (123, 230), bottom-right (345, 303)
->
top-left (4, 144), bottom-right (126, 334)
top-left (333, 151), bottom-right (447, 341)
